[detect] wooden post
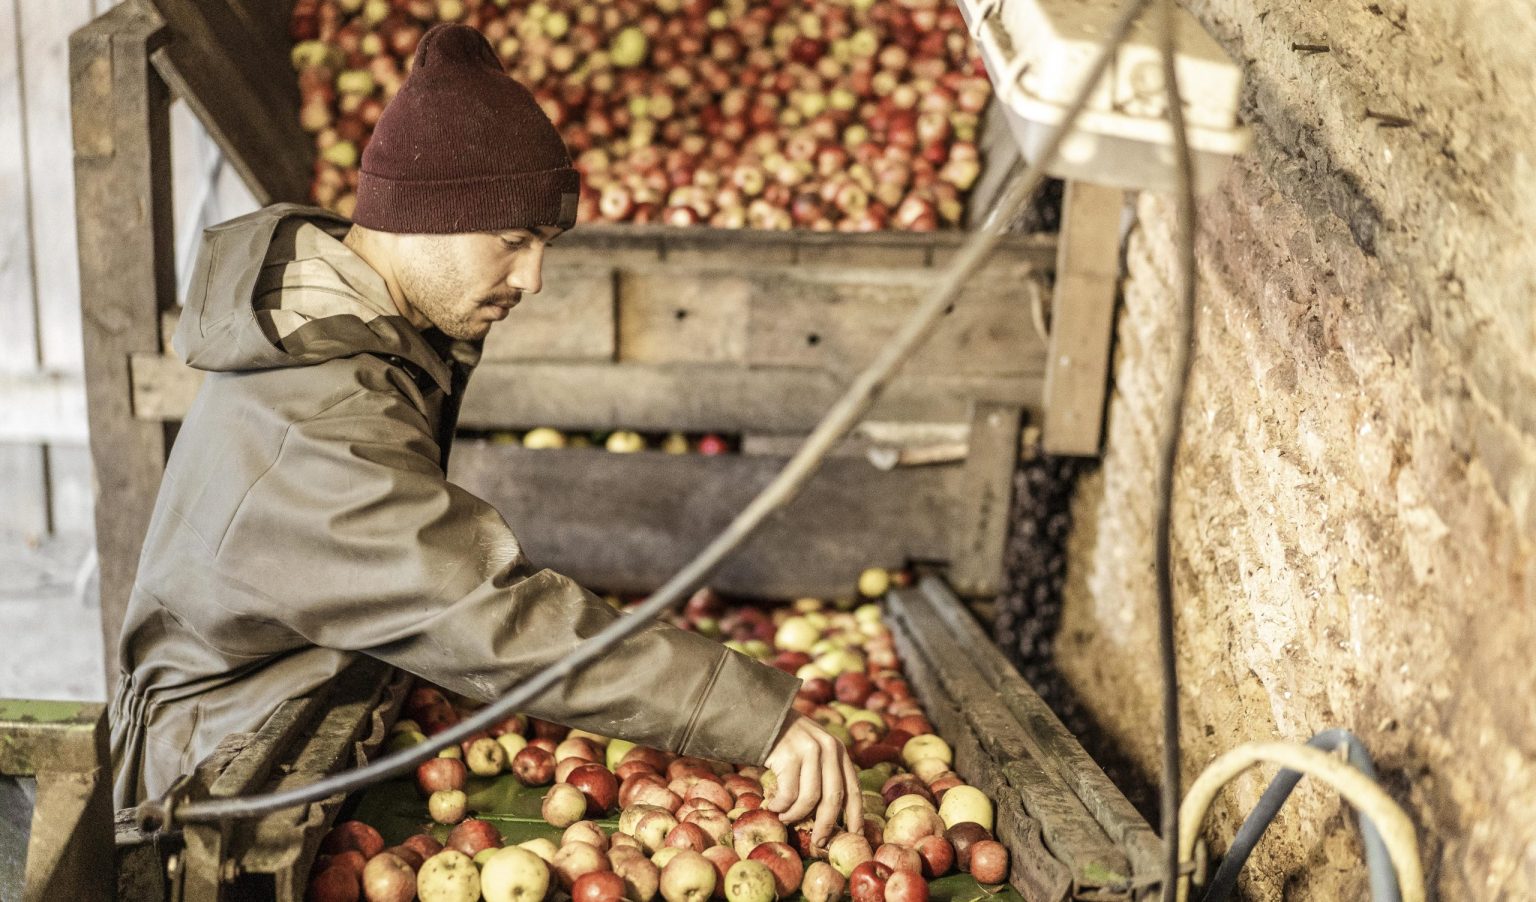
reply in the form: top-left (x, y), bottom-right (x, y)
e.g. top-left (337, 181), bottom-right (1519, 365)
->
top-left (71, 1), bottom-right (177, 684)
top-left (947, 401), bottom-right (1023, 596)
top-left (1041, 181), bottom-right (1125, 456)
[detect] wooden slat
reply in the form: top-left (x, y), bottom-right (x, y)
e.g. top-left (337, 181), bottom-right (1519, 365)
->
top-left (146, 0), bottom-right (311, 204)
top-left (745, 259), bottom-right (1048, 377)
top-left (1042, 181), bottom-right (1125, 456)
top-left (72, 2), bottom-right (177, 682)
top-left (0, 370), bottom-right (88, 443)
top-left (481, 265), bottom-right (618, 362)
top-left (20, 0), bottom-right (93, 373)
top-left (911, 577), bottom-right (1165, 878)
top-left (948, 402), bottom-right (1022, 595)
top-left (449, 443), bottom-right (965, 598)
top-left (131, 352), bottom-right (1045, 432)
top-left (618, 270), bottom-right (751, 364)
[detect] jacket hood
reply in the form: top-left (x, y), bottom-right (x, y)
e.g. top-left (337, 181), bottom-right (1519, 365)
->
top-left (174, 203), bottom-right (467, 393)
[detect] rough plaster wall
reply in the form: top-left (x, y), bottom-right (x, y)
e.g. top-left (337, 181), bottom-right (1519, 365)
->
top-left (1056, 1), bottom-right (1536, 898)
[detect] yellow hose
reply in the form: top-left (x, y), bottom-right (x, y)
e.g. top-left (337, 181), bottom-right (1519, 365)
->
top-left (1176, 741), bottom-right (1425, 902)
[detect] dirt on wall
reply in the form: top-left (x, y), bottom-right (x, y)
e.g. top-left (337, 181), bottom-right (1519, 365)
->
top-left (1053, 1), bottom-right (1536, 899)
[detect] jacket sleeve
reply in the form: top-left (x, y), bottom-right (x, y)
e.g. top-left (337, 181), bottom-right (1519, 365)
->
top-left (215, 384), bottom-right (800, 765)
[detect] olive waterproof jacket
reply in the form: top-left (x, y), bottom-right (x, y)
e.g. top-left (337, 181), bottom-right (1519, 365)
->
top-left (109, 204), bottom-right (798, 808)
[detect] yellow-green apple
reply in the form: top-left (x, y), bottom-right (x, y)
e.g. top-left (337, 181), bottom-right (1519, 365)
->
top-left (636, 809), bottom-right (681, 852)
top-left (543, 783), bottom-right (590, 828)
top-left (417, 850), bottom-right (481, 902)
top-left (518, 837), bottom-right (559, 864)
top-left (479, 846), bottom-right (551, 902)
top-left (827, 832), bottom-right (873, 877)
top-left (429, 789), bottom-right (468, 825)
top-left (466, 737), bottom-right (508, 777)
top-left (937, 786), bottom-right (992, 832)
top-left (723, 859), bottom-right (777, 902)
top-left (660, 850), bottom-right (718, 902)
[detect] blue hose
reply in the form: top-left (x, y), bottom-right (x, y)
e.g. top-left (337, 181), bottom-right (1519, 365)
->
top-left (1200, 728), bottom-right (1401, 902)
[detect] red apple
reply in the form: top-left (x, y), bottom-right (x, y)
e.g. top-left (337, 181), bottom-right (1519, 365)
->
top-left (700, 845), bottom-right (740, 899)
top-left (835, 673), bottom-right (874, 706)
top-left (573, 870), bottom-right (627, 902)
top-left (874, 843), bottom-right (920, 873)
top-left (683, 807), bottom-right (735, 848)
top-left (447, 818), bottom-right (503, 858)
top-left (686, 780), bottom-right (735, 813)
top-left (799, 676), bottom-right (834, 703)
top-left (968, 840), bottom-right (1008, 884)
top-left (666, 822), bottom-right (713, 854)
top-left (381, 844), bottom-right (425, 871)
top-left (848, 860), bottom-right (892, 902)
top-left (944, 823), bottom-right (993, 872)
top-left (402, 833), bottom-right (444, 860)
top-left (321, 821), bottom-right (385, 859)
top-left (731, 809), bottom-right (790, 858)
top-left (512, 746), bottom-right (556, 786)
top-left (361, 852), bottom-right (416, 902)
top-left (618, 760), bottom-right (662, 782)
top-left (307, 865), bottom-right (360, 902)
top-left (747, 841), bottom-right (804, 897)
top-left (564, 820), bottom-right (610, 852)
top-left (556, 738), bottom-right (602, 764)
top-left (569, 763), bottom-right (621, 816)
top-left (555, 840), bottom-right (611, 890)
top-left (883, 869), bottom-right (929, 902)
top-left (914, 836), bottom-right (954, 878)
top-left (415, 757), bottom-right (468, 798)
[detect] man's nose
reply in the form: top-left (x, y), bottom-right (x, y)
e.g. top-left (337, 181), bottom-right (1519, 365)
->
top-left (509, 244), bottom-right (545, 295)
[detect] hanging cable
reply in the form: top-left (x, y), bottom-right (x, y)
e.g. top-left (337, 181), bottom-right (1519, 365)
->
top-left (139, 0), bottom-right (1161, 830)
top-left (1155, 0), bottom-right (1200, 898)
top-left (1176, 741), bottom-right (1425, 902)
top-left (1200, 729), bottom-right (1401, 902)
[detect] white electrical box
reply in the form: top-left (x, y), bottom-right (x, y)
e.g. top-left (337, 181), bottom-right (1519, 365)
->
top-left (957, 0), bottom-right (1250, 192)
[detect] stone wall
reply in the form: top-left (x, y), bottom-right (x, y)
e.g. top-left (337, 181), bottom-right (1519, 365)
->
top-left (1055, 1), bottom-right (1536, 898)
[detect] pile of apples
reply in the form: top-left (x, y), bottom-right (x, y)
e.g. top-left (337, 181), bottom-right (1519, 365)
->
top-left (307, 570), bottom-right (1009, 901)
top-left (289, 0), bottom-right (991, 231)
top-left (485, 428), bottom-right (735, 456)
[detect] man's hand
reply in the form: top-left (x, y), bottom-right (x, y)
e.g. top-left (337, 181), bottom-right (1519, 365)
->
top-left (764, 712), bottom-right (864, 848)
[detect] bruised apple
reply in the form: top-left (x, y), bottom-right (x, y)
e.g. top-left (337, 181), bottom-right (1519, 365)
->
top-left (722, 859), bottom-right (776, 902)
top-left (802, 860), bottom-right (847, 902)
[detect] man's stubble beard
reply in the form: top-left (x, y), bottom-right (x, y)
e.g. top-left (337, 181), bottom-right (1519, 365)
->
top-left (396, 242), bottom-right (490, 340)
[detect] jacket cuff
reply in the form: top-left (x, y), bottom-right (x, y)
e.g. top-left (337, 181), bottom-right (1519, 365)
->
top-left (678, 647), bottom-right (801, 765)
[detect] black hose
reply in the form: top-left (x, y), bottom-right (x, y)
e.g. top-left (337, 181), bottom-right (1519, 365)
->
top-left (1156, 0), bottom-right (1200, 899)
top-left (144, 0), bottom-right (1157, 829)
top-left (1200, 729), bottom-right (1401, 902)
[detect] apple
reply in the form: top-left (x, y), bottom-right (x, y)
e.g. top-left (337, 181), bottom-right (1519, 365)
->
top-left (700, 845), bottom-right (740, 898)
top-left (403, 833), bottom-right (444, 860)
top-left (512, 747), bottom-right (556, 786)
top-left (545, 783), bottom-right (591, 828)
top-left (873, 843), bottom-right (921, 874)
top-left (557, 758), bottom-right (589, 784)
top-left (564, 820), bottom-right (611, 851)
top-left (853, 744), bottom-right (902, 770)
top-left (606, 738), bottom-right (639, 771)
top-left (466, 737), bottom-right (509, 776)
top-left (557, 737), bottom-right (602, 764)
top-left (879, 776), bottom-right (932, 807)
top-left (731, 809), bottom-right (789, 858)
top-left (569, 763), bottom-right (621, 816)
top-left (967, 840), bottom-right (1008, 884)
top-left (632, 781), bottom-right (685, 813)
top-left (661, 850), bottom-right (718, 902)
top-left (686, 780), bottom-right (735, 813)
top-left (381, 844), bottom-right (425, 871)
top-left (944, 823), bottom-right (993, 872)
top-left (447, 818), bottom-right (503, 858)
top-left (883, 869), bottom-right (929, 902)
top-left (620, 804), bottom-right (666, 836)
top-left (747, 841), bottom-right (804, 896)
top-left (862, 816), bottom-right (887, 851)
top-left (611, 849), bottom-right (662, 902)
top-left (361, 852), bottom-right (415, 902)
top-left (480, 846), bottom-right (551, 902)
top-left (417, 850), bottom-right (481, 902)
top-left (883, 806), bottom-right (945, 847)
top-left (885, 795), bottom-right (935, 819)
top-left (909, 760), bottom-right (949, 784)
top-left (416, 758), bottom-right (468, 798)
top-left (637, 809), bottom-right (681, 852)
top-left (573, 870), bottom-right (628, 902)
top-left (321, 820), bottom-right (385, 859)
top-left (834, 673), bottom-right (874, 706)
top-left (429, 789), bottom-right (468, 824)
top-left (723, 859), bottom-right (777, 902)
top-left (307, 865), bottom-right (360, 902)
top-left (496, 733), bottom-right (529, 761)
top-left (619, 760), bottom-right (662, 782)
top-left (624, 747), bottom-right (674, 773)
top-left (914, 836), bottom-right (954, 878)
top-left (847, 860), bottom-right (892, 902)
top-left (621, 774), bottom-right (669, 809)
top-left (827, 831), bottom-right (873, 876)
top-left (900, 736), bottom-right (952, 769)
top-left (611, 833), bottom-right (644, 853)
top-left (530, 737), bottom-right (559, 755)
top-left (554, 840), bottom-right (611, 890)
top-left (666, 821), bottom-right (713, 853)
top-left (519, 837), bottom-right (559, 864)
top-left (937, 786), bottom-right (993, 832)
top-left (802, 860), bottom-right (847, 902)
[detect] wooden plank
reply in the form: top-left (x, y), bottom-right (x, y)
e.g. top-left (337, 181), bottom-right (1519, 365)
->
top-left (745, 260), bottom-right (1048, 378)
top-left (481, 265), bottom-right (618, 362)
top-left (19, 0), bottom-right (93, 372)
top-left (618, 270), bottom-right (750, 363)
top-left (948, 402), bottom-right (1022, 596)
top-left (0, 371), bottom-right (89, 443)
top-left (0, 444), bottom-right (49, 538)
top-left (132, 352), bottom-right (1045, 431)
top-left (449, 443), bottom-right (963, 598)
top-left (911, 578), bottom-right (1164, 878)
top-left (1041, 181), bottom-right (1125, 456)
top-left (72, 2), bottom-right (177, 683)
top-left (146, 0), bottom-right (311, 204)
top-left (45, 444), bottom-right (96, 536)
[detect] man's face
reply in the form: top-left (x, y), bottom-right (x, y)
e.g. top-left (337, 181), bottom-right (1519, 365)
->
top-left (392, 225), bottom-right (564, 340)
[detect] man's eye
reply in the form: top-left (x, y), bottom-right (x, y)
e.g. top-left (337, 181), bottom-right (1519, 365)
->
top-left (501, 238), bottom-right (525, 249)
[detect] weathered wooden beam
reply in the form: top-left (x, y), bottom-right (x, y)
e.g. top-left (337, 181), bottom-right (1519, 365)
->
top-left (130, 354), bottom-right (1046, 432)
top-left (71, 1), bottom-right (177, 684)
top-left (449, 443), bottom-right (966, 598)
top-left (948, 402), bottom-right (1023, 596)
top-left (1041, 181), bottom-right (1125, 456)
top-left (145, 0), bottom-right (311, 204)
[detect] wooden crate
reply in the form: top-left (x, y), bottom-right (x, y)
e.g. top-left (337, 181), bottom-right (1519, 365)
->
top-left (73, 1), bottom-right (1054, 677)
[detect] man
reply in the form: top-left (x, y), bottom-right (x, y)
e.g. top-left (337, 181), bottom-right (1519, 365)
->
top-left (110, 23), bottom-right (861, 845)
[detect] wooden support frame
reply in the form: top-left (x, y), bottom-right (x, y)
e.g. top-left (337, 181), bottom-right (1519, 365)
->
top-left (1041, 181), bottom-right (1126, 457)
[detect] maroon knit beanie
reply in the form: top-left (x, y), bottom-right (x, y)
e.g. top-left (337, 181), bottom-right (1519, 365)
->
top-left (352, 23), bottom-right (580, 233)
